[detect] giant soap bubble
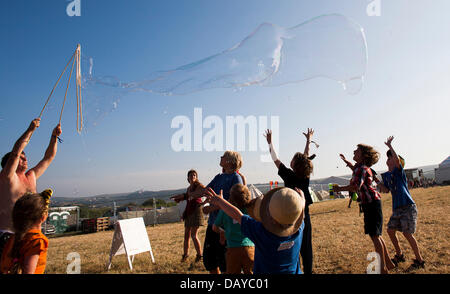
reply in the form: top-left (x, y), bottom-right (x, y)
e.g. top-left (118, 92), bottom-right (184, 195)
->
top-left (81, 14), bottom-right (368, 127)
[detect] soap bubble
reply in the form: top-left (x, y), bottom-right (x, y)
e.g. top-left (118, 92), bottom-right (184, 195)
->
top-left (81, 14), bottom-right (368, 127)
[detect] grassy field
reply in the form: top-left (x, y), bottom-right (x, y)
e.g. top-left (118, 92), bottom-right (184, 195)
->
top-left (45, 186), bottom-right (449, 274)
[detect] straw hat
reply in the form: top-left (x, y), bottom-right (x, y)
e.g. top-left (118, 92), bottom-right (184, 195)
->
top-left (248, 187), bottom-right (305, 237)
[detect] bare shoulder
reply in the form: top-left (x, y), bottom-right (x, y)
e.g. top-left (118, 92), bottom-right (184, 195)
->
top-left (0, 169), bottom-right (16, 184)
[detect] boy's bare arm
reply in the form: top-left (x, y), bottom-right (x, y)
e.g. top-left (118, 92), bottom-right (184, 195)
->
top-left (385, 136), bottom-right (400, 168)
top-left (333, 184), bottom-right (358, 193)
top-left (340, 154), bottom-right (355, 170)
top-left (204, 188), bottom-right (243, 224)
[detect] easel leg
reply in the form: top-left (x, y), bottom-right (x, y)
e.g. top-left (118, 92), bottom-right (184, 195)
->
top-left (149, 249), bottom-right (155, 264)
top-left (107, 255), bottom-right (113, 271)
top-left (127, 255), bottom-right (133, 271)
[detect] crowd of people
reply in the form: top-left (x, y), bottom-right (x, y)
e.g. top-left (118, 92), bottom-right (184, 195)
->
top-left (0, 119), bottom-right (426, 274)
top-left (170, 129), bottom-right (426, 274)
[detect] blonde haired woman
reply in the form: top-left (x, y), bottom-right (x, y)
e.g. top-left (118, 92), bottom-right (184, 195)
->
top-left (191, 151), bottom-right (244, 274)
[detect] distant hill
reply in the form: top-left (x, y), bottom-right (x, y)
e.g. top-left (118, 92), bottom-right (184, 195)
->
top-left (51, 164), bottom-right (439, 208)
top-left (51, 188), bottom-right (187, 208)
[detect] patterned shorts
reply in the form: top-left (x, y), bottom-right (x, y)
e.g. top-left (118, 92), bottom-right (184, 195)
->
top-left (388, 204), bottom-right (418, 234)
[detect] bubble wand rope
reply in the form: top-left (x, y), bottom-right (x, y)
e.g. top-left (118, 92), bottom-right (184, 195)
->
top-left (38, 44), bottom-right (83, 140)
top-left (39, 49), bottom-right (77, 119)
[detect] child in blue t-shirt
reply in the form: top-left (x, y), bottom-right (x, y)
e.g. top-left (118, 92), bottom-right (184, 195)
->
top-left (378, 136), bottom-right (425, 270)
top-left (205, 186), bottom-right (305, 274)
top-left (213, 184), bottom-right (255, 274)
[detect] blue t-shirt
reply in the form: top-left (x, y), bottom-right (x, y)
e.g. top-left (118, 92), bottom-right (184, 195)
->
top-left (206, 172), bottom-right (243, 225)
top-left (382, 166), bottom-right (415, 209)
top-left (214, 209), bottom-right (254, 248)
top-left (240, 214), bottom-right (304, 274)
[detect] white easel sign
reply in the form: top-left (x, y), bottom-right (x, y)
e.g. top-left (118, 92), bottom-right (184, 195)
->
top-left (107, 217), bottom-right (155, 271)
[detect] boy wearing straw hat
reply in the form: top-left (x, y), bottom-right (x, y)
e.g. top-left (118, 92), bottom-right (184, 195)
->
top-left (204, 186), bottom-right (306, 274)
top-left (0, 118), bottom-right (61, 257)
top-left (378, 136), bottom-right (425, 270)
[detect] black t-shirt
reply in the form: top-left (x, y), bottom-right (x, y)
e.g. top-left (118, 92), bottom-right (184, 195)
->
top-left (278, 162), bottom-right (313, 206)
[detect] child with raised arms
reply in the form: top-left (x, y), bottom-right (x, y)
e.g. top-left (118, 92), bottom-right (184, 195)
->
top-left (378, 136), bottom-right (425, 270)
top-left (333, 144), bottom-right (395, 274)
top-left (264, 128), bottom-right (315, 274)
top-left (204, 186), bottom-right (305, 274)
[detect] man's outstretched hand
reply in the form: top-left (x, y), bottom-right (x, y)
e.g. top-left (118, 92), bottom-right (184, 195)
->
top-left (28, 118), bottom-right (41, 132)
top-left (52, 123), bottom-right (62, 138)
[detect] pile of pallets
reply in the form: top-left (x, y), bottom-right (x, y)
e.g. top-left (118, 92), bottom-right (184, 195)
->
top-left (82, 217), bottom-right (110, 233)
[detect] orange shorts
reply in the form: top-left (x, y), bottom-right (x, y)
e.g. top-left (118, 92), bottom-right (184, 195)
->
top-left (225, 246), bottom-right (255, 274)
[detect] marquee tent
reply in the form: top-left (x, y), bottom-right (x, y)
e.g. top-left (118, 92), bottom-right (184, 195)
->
top-left (435, 156), bottom-right (450, 184)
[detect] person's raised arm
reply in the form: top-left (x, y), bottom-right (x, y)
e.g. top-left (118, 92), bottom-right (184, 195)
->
top-left (264, 129), bottom-right (281, 169)
top-left (340, 154), bottom-right (355, 171)
top-left (29, 124), bottom-right (62, 179)
top-left (333, 184), bottom-right (358, 193)
top-left (302, 128), bottom-right (314, 157)
top-left (1, 118), bottom-right (40, 179)
top-left (204, 188), bottom-right (243, 224)
top-left (385, 136), bottom-right (400, 168)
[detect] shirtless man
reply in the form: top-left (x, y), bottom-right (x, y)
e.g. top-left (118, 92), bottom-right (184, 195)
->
top-left (0, 118), bottom-right (61, 254)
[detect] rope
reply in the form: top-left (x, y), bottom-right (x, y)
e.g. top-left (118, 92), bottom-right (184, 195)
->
top-left (59, 50), bottom-right (76, 125)
top-left (39, 51), bottom-right (76, 118)
top-left (39, 44), bottom-right (83, 134)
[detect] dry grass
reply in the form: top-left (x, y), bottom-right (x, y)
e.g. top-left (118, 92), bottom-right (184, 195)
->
top-left (45, 186), bottom-right (450, 274)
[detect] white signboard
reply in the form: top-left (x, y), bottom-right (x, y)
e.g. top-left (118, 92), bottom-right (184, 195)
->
top-left (107, 217), bottom-right (155, 270)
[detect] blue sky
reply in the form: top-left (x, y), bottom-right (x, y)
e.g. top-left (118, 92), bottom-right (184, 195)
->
top-left (1, 0), bottom-right (449, 197)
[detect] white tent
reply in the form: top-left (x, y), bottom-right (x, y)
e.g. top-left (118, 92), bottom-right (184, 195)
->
top-left (249, 184), bottom-right (263, 199)
top-left (435, 156), bottom-right (450, 184)
top-left (311, 176), bottom-right (351, 185)
top-left (309, 187), bottom-right (320, 203)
